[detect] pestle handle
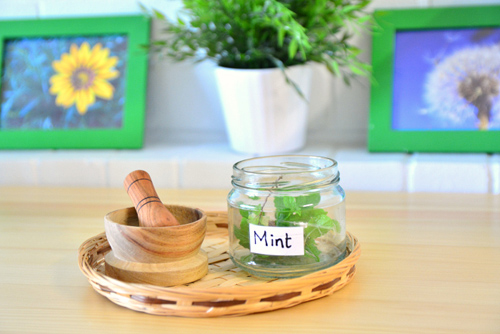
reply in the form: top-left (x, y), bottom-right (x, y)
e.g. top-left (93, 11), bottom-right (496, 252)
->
top-left (124, 170), bottom-right (180, 227)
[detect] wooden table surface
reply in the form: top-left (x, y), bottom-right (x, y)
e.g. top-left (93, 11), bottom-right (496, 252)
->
top-left (1, 187), bottom-right (499, 334)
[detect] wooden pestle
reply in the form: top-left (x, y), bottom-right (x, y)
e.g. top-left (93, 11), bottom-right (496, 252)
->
top-left (124, 170), bottom-right (180, 227)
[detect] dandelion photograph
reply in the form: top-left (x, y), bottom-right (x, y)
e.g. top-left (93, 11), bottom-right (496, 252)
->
top-left (0, 34), bottom-right (128, 130)
top-left (369, 6), bottom-right (500, 152)
top-left (392, 27), bottom-right (500, 131)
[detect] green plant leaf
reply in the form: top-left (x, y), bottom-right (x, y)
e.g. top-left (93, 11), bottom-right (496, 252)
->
top-left (295, 192), bottom-right (321, 207)
top-left (152, 9), bottom-right (166, 20)
top-left (348, 63), bottom-right (368, 76)
top-left (357, 14), bottom-right (373, 24)
top-left (234, 215), bottom-right (250, 249)
top-left (305, 236), bottom-right (322, 261)
top-left (235, 204), bottom-right (263, 248)
top-left (278, 27), bottom-right (285, 47)
top-left (138, 2), bottom-right (149, 15)
top-left (272, 194), bottom-right (340, 262)
top-left (342, 5), bottom-right (359, 14)
top-left (329, 60), bottom-right (340, 76)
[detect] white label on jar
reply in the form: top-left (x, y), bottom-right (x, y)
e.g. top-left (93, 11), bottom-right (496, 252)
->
top-left (249, 224), bottom-right (304, 256)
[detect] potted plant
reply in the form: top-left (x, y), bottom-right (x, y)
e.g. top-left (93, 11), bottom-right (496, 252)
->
top-left (143, 0), bottom-right (372, 154)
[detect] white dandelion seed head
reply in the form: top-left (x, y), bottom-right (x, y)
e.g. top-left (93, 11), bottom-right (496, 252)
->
top-left (424, 44), bottom-right (500, 127)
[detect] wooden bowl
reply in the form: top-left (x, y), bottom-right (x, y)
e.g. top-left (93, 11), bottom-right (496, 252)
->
top-left (103, 205), bottom-right (208, 286)
top-left (104, 205), bottom-right (207, 263)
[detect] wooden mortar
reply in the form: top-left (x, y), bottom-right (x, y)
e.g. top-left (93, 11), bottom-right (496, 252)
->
top-left (103, 171), bottom-right (208, 286)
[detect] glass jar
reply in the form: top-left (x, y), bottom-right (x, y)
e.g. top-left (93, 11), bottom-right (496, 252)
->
top-left (227, 155), bottom-right (346, 278)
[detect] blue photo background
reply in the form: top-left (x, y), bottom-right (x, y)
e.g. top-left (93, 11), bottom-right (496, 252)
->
top-left (0, 35), bottom-right (128, 130)
top-left (392, 27), bottom-right (500, 131)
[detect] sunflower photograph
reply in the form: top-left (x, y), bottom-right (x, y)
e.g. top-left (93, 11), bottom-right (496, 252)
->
top-left (0, 35), bottom-right (128, 130)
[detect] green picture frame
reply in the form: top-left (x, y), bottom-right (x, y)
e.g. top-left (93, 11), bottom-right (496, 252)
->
top-left (0, 15), bottom-right (149, 149)
top-left (368, 6), bottom-right (500, 153)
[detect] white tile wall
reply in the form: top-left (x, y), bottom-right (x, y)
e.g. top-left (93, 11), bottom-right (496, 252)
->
top-left (492, 155), bottom-right (500, 194)
top-left (38, 157), bottom-right (108, 187)
top-left (336, 150), bottom-right (408, 192)
top-left (0, 142), bottom-right (498, 192)
top-left (0, 0), bottom-right (38, 18)
top-left (38, 0), bottom-right (139, 17)
top-left (408, 154), bottom-right (490, 193)
top-left (0, 156), bottom-right (38, 185)
top-left (368, 0), bottom-right (430, 9)
top-left (430, 0), bottom-right (500, 6)
top-left (108, 158), bottom-right (179, 189)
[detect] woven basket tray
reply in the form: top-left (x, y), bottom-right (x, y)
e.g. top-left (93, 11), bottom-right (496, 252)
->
top-left (78, 211), bottom-right (360, 317)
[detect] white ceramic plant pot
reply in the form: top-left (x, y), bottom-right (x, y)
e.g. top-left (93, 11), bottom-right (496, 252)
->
top-left (215, 64), bottom-right (312, 155)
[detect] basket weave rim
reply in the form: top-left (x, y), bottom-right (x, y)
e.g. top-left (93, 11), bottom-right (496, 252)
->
top-left (79, 234), bottom-right (359, 292)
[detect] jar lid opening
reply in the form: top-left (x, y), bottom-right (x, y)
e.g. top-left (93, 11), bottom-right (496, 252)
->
top-left (232, 155), bottom-right (339, 190)
top-left (234, 155), bottom-right (337, 175)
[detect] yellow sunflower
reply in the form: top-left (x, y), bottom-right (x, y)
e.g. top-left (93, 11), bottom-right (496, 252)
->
top-left (49, 42), bottom-right (119, 115)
